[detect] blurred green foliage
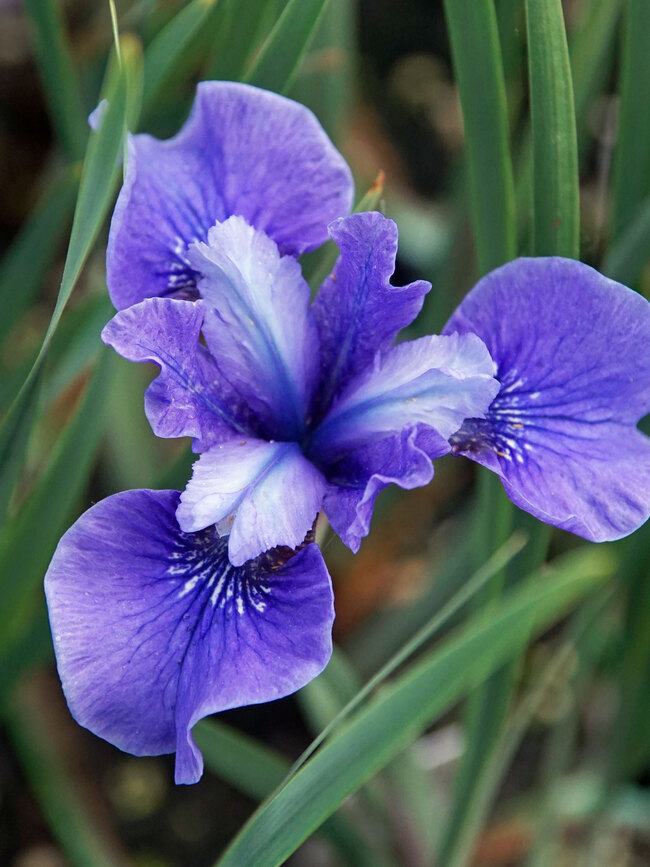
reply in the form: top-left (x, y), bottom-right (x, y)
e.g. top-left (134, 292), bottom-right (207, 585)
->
top-left (1, 1), bottom-right (649, 865)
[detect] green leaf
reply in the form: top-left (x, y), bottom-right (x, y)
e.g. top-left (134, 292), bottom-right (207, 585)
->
top-left (195, 720), bottom-right (382, 867)
top-left (606, 529), bottom-right (650, 786)
top-left (0, 601), bottom-right (52, 698)
top-left (525, 0), bottom-right (579, 258)
top-left (442, 0), bottom-right (516, 274)
top-left (215, 547), bottom-right (611, 867)
top-left (288, 0), bottom-right (355, 140)
top-left (23, 0), bottom-right (87, 160)
top-left (570, 0), bottom-right (623, 156)
top-left (0, 36), bottom-right (140, 519)
top-left (348, 507), bottom-right (475, 676)
top-left (525, 590), bottom-right (614, 867)
top-left (0, 366), bottom-right (44, 525)
top-left (436, 471), bottom-right (516, 867)
top-left (42, 293), bottom-right (114, 404)
top-left (245, 0), bottom-right (331, 94)
top-left (0, 168), bottom-right (78, 348)
top-left (298, 647), bottom-right (360, 734)
top-left (195, 720), bottom-right (290, 802)
top-left (40, 37), bottom-right (139, 357)
top-left (141, 0), bottom-right (219, 116)
top-left (603, 196), bottom-right (650, 288)
top-left (459, 589), bottom-right (612, 867)
top-left (3, 678), bottom-right (125, 867)
top-left (205, 0), bottom-right (278, 82)
top-left (0, 350), bottom-right (114, 657)
top-left (289, 531), bottom-right (526, 779)
top-left (611, 0), bottom-right (650, 241)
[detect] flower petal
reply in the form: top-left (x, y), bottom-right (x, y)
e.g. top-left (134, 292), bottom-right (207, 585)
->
top-left (101, 297), bottom-right (256, 449)
top-left (312, 212), bottom-right (431, 410)
top-left (44, 490), bottom-right (334, 785)
top-left (445, 257), bottom-right (650, 540)
top-left (308, 332), bottom-right (499, 466)
top-left (188, 216), bottom-right (320, 440)
top-left (177, 439), bottom-right (327, 566)
top-left (107, 81), bottom-right (353, 309)
top-left (324, 425), bottom-right (450, 552)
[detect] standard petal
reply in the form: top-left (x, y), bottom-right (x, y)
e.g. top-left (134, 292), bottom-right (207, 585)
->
top-left (107, 81), bottom-right (353, 309)
top-left (44, 490), bottom-right (334, 785)
top-left (188, 216), bottom-right (320, 440)
top-left (102, 297), bottom-right (257, 449)
top-left (308, 332), bottom-right (499, 466)
top-left (177, 439), bottom-right (327, 566)
top-left (444, 257), bottom-right (650, 541)
top-left (324, 425), bottom-right (450, 552)
top-left (312, 212), bottom-right (431, 411)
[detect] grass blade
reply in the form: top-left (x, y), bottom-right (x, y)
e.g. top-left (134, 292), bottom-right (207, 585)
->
top-left (39, 37), bottom-right (139, 356)
top-left (245, 0), bottom-right (331, 94)
top-left (611, 0), bottom-right (650, 240)
top-left (195, 720), bottom-right (291, 801)
top-left (287, 532), bottom-right (526, 779)
top-left (0, 36), bottom-right (140, 516)
top-left (23, 0), bottom-right (87, 160)
top-left (141, 0), bottom-right (219, 116)
top-left (205, 0), bottom-right (276, 82)
top-left (525, 0), bottom-right (579, 258)
top-left (195, 720), bottom-right (382, 867)
top-left (603, 195), bottom-right (650, 287)
top-left (0, 366), bottom-right (44, 525)
top-left (442, 0), bottom-right (516, 273)
top-left (3, 676), bottom-right (126, 867)
top-left (0, 168), bottom-right (78, 348)
top-left (215, 547), bottom-right (612, 867)
top-left (437, 471), bottom-right (515, 867)
top-left (0, 351), bottom-right (114, 657)
top-left (570, 0), bottom-right (622, 155)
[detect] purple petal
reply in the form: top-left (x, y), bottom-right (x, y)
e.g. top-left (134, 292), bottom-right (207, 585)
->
top-left (101, 297), bottom-right (256, 449)
top-left (177, 439), bottom-right (327, 566)
top-left (312, 212), bottom-right (431, 410)
top-left (308, 332), bottom-right (499, 466)
top-left (88, 98), bottom-right (108, 132)
top-left (324, 425), bottom-right (450, 552)
top-left (188, 217), bottom-right (320, 440)
top-left (107, 81), bottom-right (353, 309)
top-left (44, 490), bottom-right (334, 785)
top-left (445, 257), bottom-right (650, 541)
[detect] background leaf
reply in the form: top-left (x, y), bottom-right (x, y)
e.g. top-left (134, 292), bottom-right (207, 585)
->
top-left (216, 548), bottom-right (612, 867)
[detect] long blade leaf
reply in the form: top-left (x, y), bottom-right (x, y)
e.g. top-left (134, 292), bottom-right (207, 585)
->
top-left (0, 168), bottom-right (78, 348)
top-left (0, 351), bottom-right (114, 656)
top-left (141, 0), bottom-right (219, 115)
top-left (0, 36), bottom-right (140, 517)
top-left (195, 720), bottom-right (383, 867)
top-left (245, 0), bottom-right (330, 94)
top-left (442, 0), bottom-right (516, 274)
top-left (215, 547), bottom-right (612, 867)
top-left (611, 0), bottom-right (650, 241)
top-left (525, 0), bottom-right (579, 258)
top-left (23, 0), bottom-right (87, 160)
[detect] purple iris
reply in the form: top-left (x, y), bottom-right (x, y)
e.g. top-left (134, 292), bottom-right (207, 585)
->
top-left (44, 82), bottom-right (650, 787)
top-left (106, 81), bottom-right (354, 309)
top-left (45, 84), bottom-right (499, 785)
top-left (46, 211), bottom-right (498, 785)
top-left (445, 257), bottom-right (650, 542)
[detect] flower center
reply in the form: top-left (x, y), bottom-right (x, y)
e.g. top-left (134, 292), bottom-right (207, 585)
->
top-left (169, 528), bottom-right (270, 615)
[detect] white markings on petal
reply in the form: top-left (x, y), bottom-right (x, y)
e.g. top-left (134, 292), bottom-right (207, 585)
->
top-left (168, 530), bottom-right (269, 615)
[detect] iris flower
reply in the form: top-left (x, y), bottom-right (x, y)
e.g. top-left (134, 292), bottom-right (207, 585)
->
top-left (445, 257), bottom-right (650, 541)
top-left (45, 83), bottom-right (650, 785)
